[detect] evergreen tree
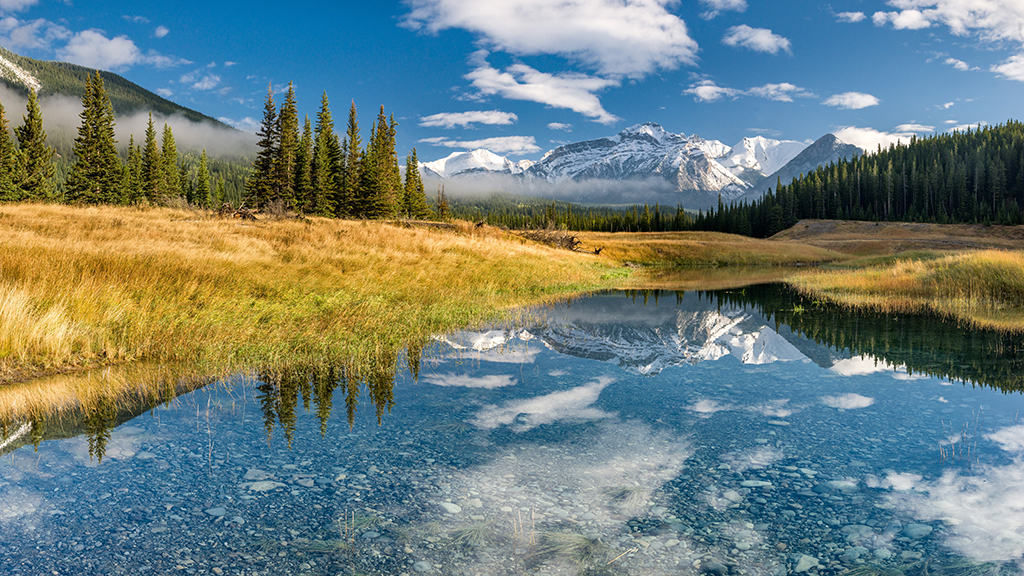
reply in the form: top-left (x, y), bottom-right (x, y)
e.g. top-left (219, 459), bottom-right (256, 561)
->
top-left (15, 89), bottom-right (55, 200)
top-left (310, 92), bottom-right (335, 215)
top-left (141, 113), bottom-right (161, 202)
top-left (274, 82), bottom-right (300, 209)
top-left (214, 176), bottom-right (226, 207)
top-left (295, 114), bottom-right (312, 211)
top-left (244, 83), bottom-right (278, 209)
top-left (196, 149), bottom-right (211, 208)
top-left (179, 164), bottom-right (191, 203)
top-left (161, 123), bottom-right (179, 199)
top-left (0, 101), bottom-right (20, 201)
top-left (358, 106), bottom-right (400, 218)
top-left (66, 71), bottom-right (122, 204)
top-left (403, 148), bottom-right (430, 218)
top-left (125, 134), bottom-right (143, 204)
top-left (435, 185), bottom-right (450, 221)
top-left (338, 100), bottom-right (361, 216)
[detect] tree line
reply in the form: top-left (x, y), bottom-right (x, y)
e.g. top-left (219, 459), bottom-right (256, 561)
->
top-left (450, 195), bottom-right (695, 232)
top-left (242, 83), bottom-right (431, 219)
top-left (693, 121), bottom-right (1024, 237)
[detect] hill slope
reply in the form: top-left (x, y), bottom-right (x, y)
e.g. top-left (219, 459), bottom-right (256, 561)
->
top-left (0, 46), bottom-right (228, 128)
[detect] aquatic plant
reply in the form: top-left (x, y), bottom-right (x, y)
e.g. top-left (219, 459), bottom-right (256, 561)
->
top-left (449, 521), bottom-right (495, 550)
top-left (535, 531), bottom-right (612, 572)
top-left (603, 486), bottom-right (649, 510)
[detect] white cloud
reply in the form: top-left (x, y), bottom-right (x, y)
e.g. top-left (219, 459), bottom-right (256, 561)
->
top-left (419, 109), bottom-right (517, 128)
top-left (56, 29), bottom-right (187, 71)
top-left (991, 53), bottom-right (1024, 81)
top-left (471, 376), bottom-right (615, 431)
top-left (418, 135), bottom-right (541, 155)
top-left (895, 123), bottom-right (934, 132)
top-left (422, 373), bottom-right (518, 389)
top-left (700, 0), bottom-right (746, 19)
top-left (402, 0), bottom-right (698, 77)
top-left (941, 102), bottom-right (955, 109)
top-left (218, 116), bottom-right (261, 133)
top-left (823, 91), bottom-right (880, 109)
top-left (224, 61), bottom-right (237, 67)
top-left (155, 88), bottom-right (173, 98)
top-left (154, 25), bottom-right (169, 38)
top-left (944, 57), bottom-right (970, 71)
top-left (547, 122), bottom-right (573, 131)
top-left (122, 15), bottom-right (149, 24)
top-left (836, 11), bottom-right (866, 22)
top-left (833, 126), bottom-right (917, 151)
top-left (683, 79), bottom-right (743, 102)
top-left (722, 25), bottom-right (792, 54)
top-left (872, 9), bottom-right (931, 29)
top-left (191, 74), bottom-right (220, 91)
top-left (466, 56), bottom-right (620, 124)
top-left (0, 0), bottom-right (38, 13)
top-left (0, 17), bottom-right (69, 50)
top-left (821, 393), bottom-right (875, 409)
top-left (747, 82), bottom-right (814, 102)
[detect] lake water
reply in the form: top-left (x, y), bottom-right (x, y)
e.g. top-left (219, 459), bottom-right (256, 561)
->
top-left (2, 286), bottom-right (1024, 576)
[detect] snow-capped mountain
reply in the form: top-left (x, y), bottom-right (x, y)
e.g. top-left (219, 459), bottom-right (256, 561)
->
top-left (422, 149), bottom-right (533, 179)
top-left (437, 293), bottom-right (848, 376)
top-left (420, 123), bottom-right (858, 208)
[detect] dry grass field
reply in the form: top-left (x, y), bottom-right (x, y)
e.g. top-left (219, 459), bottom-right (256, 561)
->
top-left (771, 219), bottom-right (1024, 256)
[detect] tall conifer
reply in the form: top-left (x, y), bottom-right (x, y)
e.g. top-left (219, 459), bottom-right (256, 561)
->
top-left (142, 114), bottom-right (161, 201)
top-left (274, 82), bottom-right (300, 209)
top-left (196, 149), bottom-right (211, 207)
top-left (245, 83), bottom-right (278, 209)
top-left (15, 89), bottom-right (55, 200)
top-left (403, 148), bottom-right (430, 218)
top-left (0, 102), bottom-right (20, 201)
top-left (311, 92), bottom-right (335, 215)
top-left (66, 72), bottom-right (122, 204)
top-left (295, 115), bottom-right (313, 211)
top-left (338, 100), bottom-right (361, 216)
top-left (161, 123), bottom-right (179, 199)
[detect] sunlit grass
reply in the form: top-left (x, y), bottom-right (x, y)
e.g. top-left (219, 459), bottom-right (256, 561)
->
top-left (788, 250), bottom-right (1024, 332)
top-left (0, 203), bottom-right (623, 382)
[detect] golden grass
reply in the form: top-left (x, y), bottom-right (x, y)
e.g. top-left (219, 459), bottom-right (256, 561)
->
top-left (576, 230), bottom-right (840, 269)
top-left (787, 249), bottom-right (1024, 332)
top-left (0, 203), bottom-right (622, 382)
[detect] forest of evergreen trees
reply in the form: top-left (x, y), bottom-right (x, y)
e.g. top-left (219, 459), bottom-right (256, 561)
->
top-left (692, 121), bottom-right (1024, 237)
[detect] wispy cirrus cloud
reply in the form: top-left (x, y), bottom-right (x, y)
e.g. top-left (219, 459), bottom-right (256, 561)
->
top-left (466, 53), bottom-right (620, 124)
top-left (722, 25), bottom-right (792, 54)
top-left (418, 135), bottom-right (541, 155)
top-left (402, 0), bottom-right (698, 77)
top-left (699, 0), bottom-right (746, 19)
top-left (684, 79), bottom-right (812, 103)
top-left (823, 91), bottom-right (880, 109)
top-left (419, 109), bottom-right (517, 128)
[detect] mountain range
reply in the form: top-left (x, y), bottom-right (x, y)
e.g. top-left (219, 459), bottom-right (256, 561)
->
top-left (423, 123), bottom-right (863, 209)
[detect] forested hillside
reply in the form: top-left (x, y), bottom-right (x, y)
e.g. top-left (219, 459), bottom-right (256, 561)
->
top-left (694, 121), bottom-right (1024, 237)
top-left (0, 47), bottom-right (226, 126)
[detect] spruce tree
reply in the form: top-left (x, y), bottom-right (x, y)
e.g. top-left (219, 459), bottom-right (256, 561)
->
top-left (274, 82), bottom-right (300, 209)
top-left (196, 149), bottom-right (211, 208)
top-left (338, 100), bottom-right (361, 216)
top-left (142, 114), bottom-right (161, 202)
top-left (214, 177), bottom-right (226, 207)
top-left (66, 72), bottom-right (121, 204)
top-left (15, 89), bottom-right (55, 200)
top-left (179, 164), bottom-right (191, 204)
top-left (0, 101), bottom-right (20, 201)
top-left (403, 148), bottom-right (430, 219)
top-left (161, 123), bottom-right (179, 199)
top-left (311, 92), bottom-right (335, 214)
top-left (244, 84), bottom-right (278, 209)
top-left (295, 115), bottom-right (313, 212)
top-left (125, 134), bottom-right (143, 204)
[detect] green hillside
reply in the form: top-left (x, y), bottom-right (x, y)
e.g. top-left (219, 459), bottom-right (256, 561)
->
top-left (0, 46), bottom-right (229, 128)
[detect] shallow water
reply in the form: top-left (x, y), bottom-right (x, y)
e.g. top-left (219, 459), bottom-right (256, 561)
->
top-left (3, 287), bottom-right (1024, 576)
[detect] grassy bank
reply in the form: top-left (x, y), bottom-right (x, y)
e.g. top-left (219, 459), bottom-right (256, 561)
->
top-left (787, 250), bottom-right (1024, 332)
top-left (0, 203), bottom-right (625, 383)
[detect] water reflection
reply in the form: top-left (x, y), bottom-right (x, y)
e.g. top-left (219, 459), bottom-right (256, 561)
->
top-left (4, 286), bottom-right (1024, 576)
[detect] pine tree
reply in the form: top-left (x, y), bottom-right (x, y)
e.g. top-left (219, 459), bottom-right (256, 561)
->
top-left (359, 106), bottom-right (400, 218)
top-left (196, 149), bottom-right (211, 208)
top-left (214, 177), bottom-right (226, 207)
top-left (274, 82), bottom-right (300, 209)
top-left (0, 101), bottom-right (20, 201)
top-left (66, 72), bottom-right (122, 204)
top-left (244, 83), bottom-right (278, 209)
top-left (161, 123), bottom-right (179, 199)
top-left (142, 113), bottom-right (161, 202)
top-left (403, 148), bottom-right (430, 219)
top-left (15, 89), bottom-right (55, 200)
top-left (125, 134), bottom-right (143, 204)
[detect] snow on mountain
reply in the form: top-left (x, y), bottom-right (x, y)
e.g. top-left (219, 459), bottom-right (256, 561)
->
top-left (421, 149), bottom-right (530, 179)
top-left (436, 295), bottom-right (817, 376)
top-left (421, 123), bottom-right (819, 206)
top-left (0, 52), bottom-right (41, 92)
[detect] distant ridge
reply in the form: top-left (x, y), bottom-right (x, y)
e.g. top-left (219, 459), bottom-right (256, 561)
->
top-left (0, 46), bottom-right (230, 128)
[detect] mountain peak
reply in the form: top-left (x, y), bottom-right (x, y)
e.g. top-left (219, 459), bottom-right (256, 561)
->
top-left (619, 122), bottom-right (672, 143)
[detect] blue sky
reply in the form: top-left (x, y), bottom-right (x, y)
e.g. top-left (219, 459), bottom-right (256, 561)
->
top-left (3, 0), bottom-right (1023, 161)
